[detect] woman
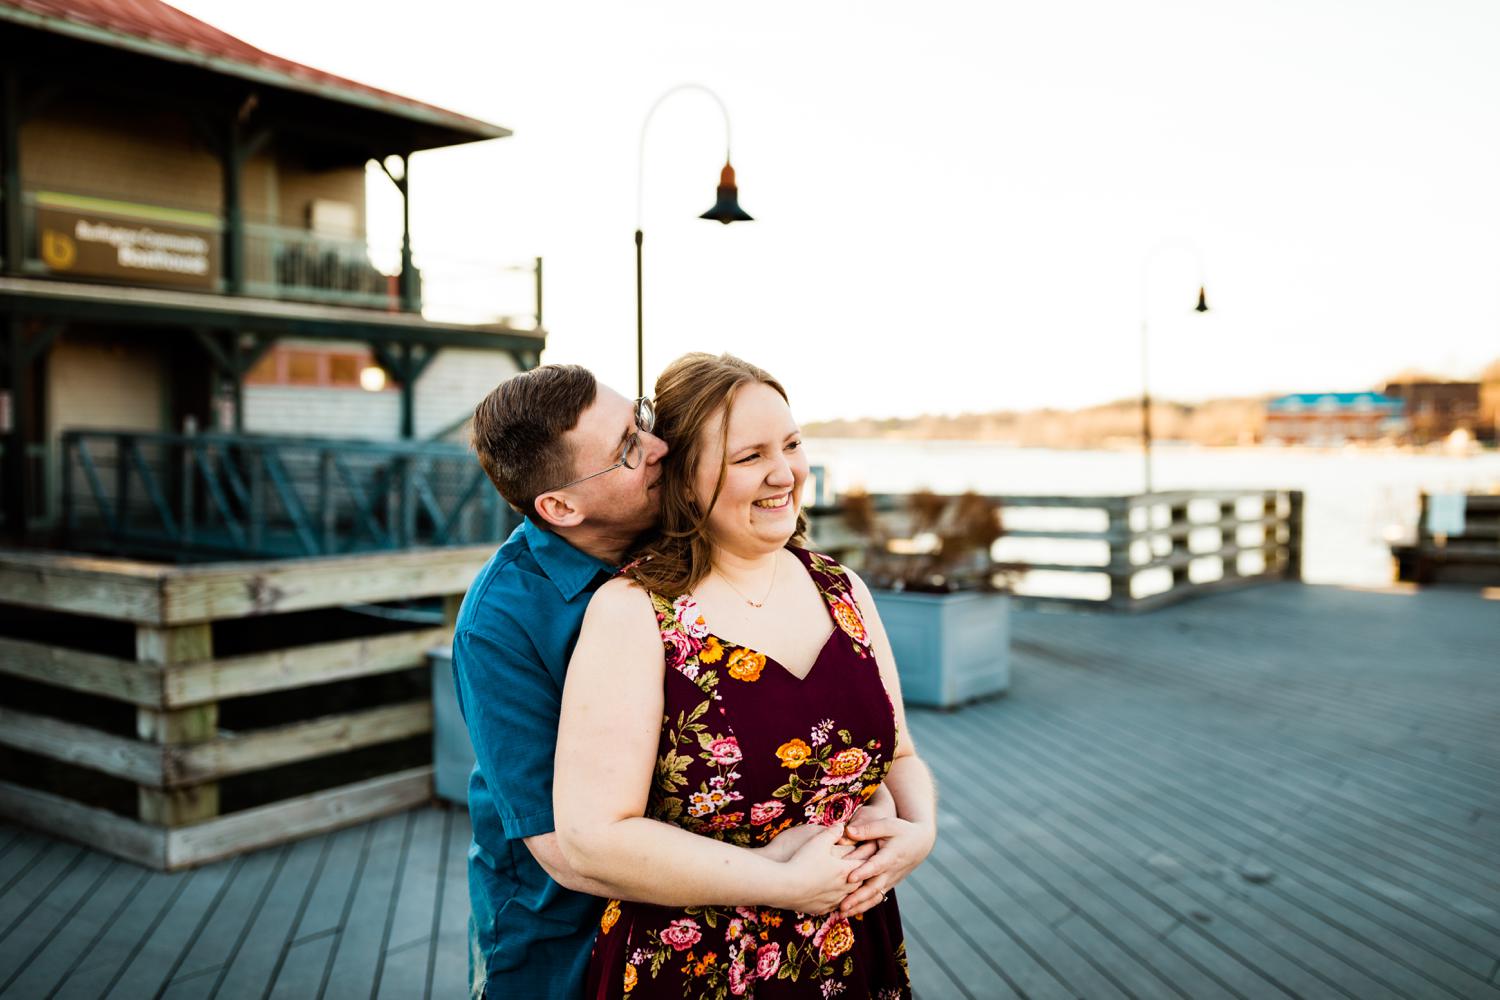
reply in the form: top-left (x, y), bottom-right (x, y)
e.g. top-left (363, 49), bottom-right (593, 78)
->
top-left (556, 353), bottom-right (936, 998)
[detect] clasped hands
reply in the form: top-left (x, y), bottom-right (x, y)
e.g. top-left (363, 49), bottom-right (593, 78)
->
top-left (759, 796), bottom-right (933, 918)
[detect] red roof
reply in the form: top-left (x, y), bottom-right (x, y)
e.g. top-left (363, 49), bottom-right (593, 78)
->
top-left (0, 0), bottom-right (508, 140)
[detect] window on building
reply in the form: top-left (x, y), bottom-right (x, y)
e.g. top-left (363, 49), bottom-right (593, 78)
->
top-left (243, 346), bottom-right (386, 389)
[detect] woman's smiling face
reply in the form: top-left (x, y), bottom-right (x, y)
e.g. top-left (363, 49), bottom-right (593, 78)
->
top-left (693, 381), bottom-right (808, 554)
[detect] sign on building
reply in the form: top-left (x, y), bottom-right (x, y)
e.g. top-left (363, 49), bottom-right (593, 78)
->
top-left (36, 196), bottom-right (219, 290)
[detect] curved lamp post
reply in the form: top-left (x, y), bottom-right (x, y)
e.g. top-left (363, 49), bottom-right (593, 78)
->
top-left (635, 84), bottom-right (753, 397)
top-left (1140, 241), bottom-right (1210, 495)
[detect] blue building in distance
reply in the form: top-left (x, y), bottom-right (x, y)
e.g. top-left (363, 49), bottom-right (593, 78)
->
top-left (1263, 392), bottom-right (1407, 445)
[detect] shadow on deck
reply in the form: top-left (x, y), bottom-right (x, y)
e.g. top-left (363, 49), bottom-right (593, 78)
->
top-left (2, 583), bottom-right (1498, 999)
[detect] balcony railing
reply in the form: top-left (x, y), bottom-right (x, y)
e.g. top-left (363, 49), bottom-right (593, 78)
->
top-left (60, 429), bottom-right (517, 561)
top-left (5, 189), bottom-right (540, 325)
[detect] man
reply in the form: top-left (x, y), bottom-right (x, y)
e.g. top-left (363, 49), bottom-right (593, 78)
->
top-left (455, 364), bottom-right (919, 998)
top-left (455, 365), bottom-right (664, 999)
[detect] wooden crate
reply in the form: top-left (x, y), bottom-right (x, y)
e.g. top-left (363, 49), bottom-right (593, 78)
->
top-left (0, 545), bottom-right (489, 869)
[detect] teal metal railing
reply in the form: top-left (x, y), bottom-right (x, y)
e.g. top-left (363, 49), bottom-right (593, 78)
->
top-left (61, 429), bottom-right (515, 560)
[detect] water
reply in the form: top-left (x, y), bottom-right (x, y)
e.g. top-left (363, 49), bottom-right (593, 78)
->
top-left (805, 439), bottom-right (1500, 586)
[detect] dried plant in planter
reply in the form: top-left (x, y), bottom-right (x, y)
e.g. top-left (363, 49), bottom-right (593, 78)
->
top-left (840, 490), bottom-right (1010, 594)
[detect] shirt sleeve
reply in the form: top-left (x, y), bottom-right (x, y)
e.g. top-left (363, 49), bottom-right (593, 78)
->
top-left (452, 625), bottom-right (562, 841)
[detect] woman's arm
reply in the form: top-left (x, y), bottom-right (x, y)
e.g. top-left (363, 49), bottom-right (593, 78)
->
top-left (837, 569), bottom-right (939, 915)
top-left (554, 578), bottom-right (863, 913)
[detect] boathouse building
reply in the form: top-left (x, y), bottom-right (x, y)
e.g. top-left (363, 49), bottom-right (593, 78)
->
top-left (0, 0), bottom-right (544, 541)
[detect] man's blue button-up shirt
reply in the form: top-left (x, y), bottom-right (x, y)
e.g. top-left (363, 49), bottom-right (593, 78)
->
top-left (452, 517), bottom-right (614, 999)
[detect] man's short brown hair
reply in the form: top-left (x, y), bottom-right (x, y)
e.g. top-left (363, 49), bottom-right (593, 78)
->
top-left (471, 364), bottom-right (598, 520)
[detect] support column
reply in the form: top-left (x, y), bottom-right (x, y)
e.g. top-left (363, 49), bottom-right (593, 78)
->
top-left (135, 624), bottom-right (219, 826)
top-left (223, 126), bottom-right (244, 295)
top-left (1, 65), bottom-right (21, 276)
top-left (2, 315), bottom-right (23, 534)
top-left (397, 154), bottom-right (416, 312)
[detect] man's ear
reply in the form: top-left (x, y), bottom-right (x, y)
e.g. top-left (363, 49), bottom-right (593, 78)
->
top-left (533, 491), bottom-right (583, 530)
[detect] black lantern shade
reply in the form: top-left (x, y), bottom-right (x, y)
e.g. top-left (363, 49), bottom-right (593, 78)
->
top-left (700, 162), bottom-right (754, 224)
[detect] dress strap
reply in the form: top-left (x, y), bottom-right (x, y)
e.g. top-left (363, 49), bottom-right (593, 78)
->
top-left (792, 547), bottom-right (875, 661)
top-left (646, 589), bottom-right (723, 692)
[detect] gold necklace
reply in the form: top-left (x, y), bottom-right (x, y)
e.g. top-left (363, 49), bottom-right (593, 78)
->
top-left (719, 555), bottom-right (779, 608)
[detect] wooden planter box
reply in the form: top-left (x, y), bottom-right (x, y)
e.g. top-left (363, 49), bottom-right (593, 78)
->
top-left (0, 545), bottom-right (491, 869)
top-left (870, 589), bottom-right (1011, 709)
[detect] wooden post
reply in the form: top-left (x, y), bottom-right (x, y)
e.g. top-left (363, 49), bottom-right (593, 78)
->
top-left (1220, 499), bottom-right (1241, 580)
top-left (1169, 501), bottom-right (1190, 593)
top-left (1285, 490), bottom-right (1304, 581)
top-left (1106, 499), bottom-right (1134, 609)
top-left (135, 624), bottom-right (219, 826)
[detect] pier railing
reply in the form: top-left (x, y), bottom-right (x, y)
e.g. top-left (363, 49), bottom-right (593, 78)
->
top-left (808, 489), bottom-right (1303, 611)
top-left (60, 429), bottom-right (515, 561)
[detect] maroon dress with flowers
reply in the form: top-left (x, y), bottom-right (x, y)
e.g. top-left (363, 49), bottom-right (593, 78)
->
top-left (585, 547), bottom-right (911, 1000)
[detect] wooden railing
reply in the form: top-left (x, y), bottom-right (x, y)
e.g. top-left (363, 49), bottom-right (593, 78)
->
top-left (1392, 492), bottom-right (1500, 585)
top-left (808, 489), bottom-right (1303, 611)
top-left (60, 429), bottom-right (515, 560)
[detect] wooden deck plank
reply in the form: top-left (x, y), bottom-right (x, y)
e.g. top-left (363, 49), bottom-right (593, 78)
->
top-left (265, 932), bottom-right (339, 1000)
top-left (375, 807), bottom-right (446, 1000)
top-left (903, 859), bottom-right (1079, 999)
top-left (917, 723), bottom-right (1283, 1000)
top-left (990, 674), bottom-right (1500, 985)
top-left (917, 843), bottom-right (1132, 999)
top-left (983, 706), bottom-right (1495, 1000)
top-left (210, 835), bottom-right (329, 1000)
top-left (0, 860), bottom-right (140, 1000)
top-left (1025, 691), bottom-right (1500, 925)
top-left (318, 812), bottom-right (409, 1000)
top-left (0, 841), bottom-right (85, 954)
top-left (0, 852), bottom-right (115, 997)
top-left (47, 868), bottom-right (183, 999)
top-left (283, 823), bottom-right (370, 944)
top-left (941, 689), bottom-right (1500, 997)
top-left (157, 844), bottom-right (289, 995)
top-left (428, 806), bottom-right (472, 1000)
top-left (102, 859), bottom-right (239, 999)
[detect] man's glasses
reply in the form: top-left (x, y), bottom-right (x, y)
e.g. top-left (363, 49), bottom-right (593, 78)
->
top-left (545, 397), bottom-right (656, 493)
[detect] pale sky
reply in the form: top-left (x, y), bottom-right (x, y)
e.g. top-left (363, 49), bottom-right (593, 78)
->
top-left (173, 0), bottom-right (1500, 422)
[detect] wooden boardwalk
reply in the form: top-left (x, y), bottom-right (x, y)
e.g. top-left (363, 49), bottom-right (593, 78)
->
top-left (2, 582), bottom-right (1497, 999)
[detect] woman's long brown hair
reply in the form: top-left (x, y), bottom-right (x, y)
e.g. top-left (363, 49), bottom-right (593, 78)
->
top-left (628, 352), bottom-right (809, 598)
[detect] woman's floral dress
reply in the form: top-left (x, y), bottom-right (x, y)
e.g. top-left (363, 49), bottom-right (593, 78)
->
top-left (585, 547), bottom-right (911, 1000)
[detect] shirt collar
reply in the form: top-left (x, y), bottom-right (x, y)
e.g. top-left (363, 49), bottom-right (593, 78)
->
top-left (522, 517), bottom-right (616, 601)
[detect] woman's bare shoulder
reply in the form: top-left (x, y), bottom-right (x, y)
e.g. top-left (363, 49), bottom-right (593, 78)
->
top-left (582, 576), bottom-right (657, 629)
